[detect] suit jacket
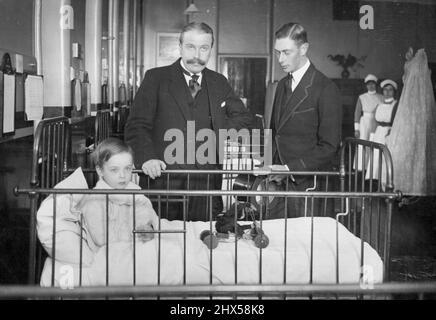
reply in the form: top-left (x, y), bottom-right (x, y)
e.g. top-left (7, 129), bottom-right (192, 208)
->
top-left (125, 59), bottom-right (253, 169)
top-left (271, 63), bottom-right (342, 171)
top-left (264, 81), bottom-right (278, 130)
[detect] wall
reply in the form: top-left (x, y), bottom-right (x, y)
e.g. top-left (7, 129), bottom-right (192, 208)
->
top-left (71, 0), bottom-right (87, 79)
top-left (141, 0), bottom-right (221, 73)
top-left (189, 0), bottom-right (218, 71)
top-left (218, 0), bottom-right (270, 55)
top-left (102, 0), bottom-right (109, 81)
top-left (358, 1), bottom-right (436, 80)
top-left (273, 0), bottom-right (436, 81)
top-left (143, 0), bottom-right (186, 72)
top-left (0, 0), bottom-right (34, 56)
top-left (1, 0), bottom-right (434, 83)
top-left (137, 0), bottom-right (436, 82)
top-left (273, 0), bottom-right (359, 80)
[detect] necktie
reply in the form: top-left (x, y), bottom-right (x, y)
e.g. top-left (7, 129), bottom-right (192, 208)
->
top-left (182, 68), bottom-right (202, 98)
top-left (285, 73), bottom-right (293, 96)
top-left (189, 74), bottom-right (201, 98)
top-left (280, 74), bottom-right (293, 118)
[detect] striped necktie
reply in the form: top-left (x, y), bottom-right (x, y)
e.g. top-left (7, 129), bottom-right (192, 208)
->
top-left (182, 69), bottom-right (202, 98)
top-left (280, 73), bottom-right (294, 117)
top-left (285, 73), bottom-right (293, 96)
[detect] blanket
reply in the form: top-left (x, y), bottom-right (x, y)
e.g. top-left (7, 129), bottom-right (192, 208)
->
top-left (40, 217), bottom-right (383, 286)
top-left (37, 168), bottom-right (383, 286)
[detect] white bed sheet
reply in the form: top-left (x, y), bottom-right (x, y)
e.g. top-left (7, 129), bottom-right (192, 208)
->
top-left (40, 217), bottom-right (383, 287)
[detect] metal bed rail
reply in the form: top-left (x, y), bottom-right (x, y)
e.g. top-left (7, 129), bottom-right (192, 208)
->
top-left (26, 114), bottom-right (118, 284)
top-left (29, 116), bottom-right (71, 285)
top-left (340, 138), bottom-right (398, 280)
top-left (1, 282), bottom-right (436, 299)
top-left (24, 118), bottom-right (401, 295)
top-left (113, 105), bottom-right (130, 139)
top-left (94, 109), bottom-right (112, 147)
top-left (31, 116), bottom-right (71, 189)
top-left (16, 181), bottom-right (401, 290)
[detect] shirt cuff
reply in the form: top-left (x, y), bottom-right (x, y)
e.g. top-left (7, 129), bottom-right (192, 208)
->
top-left (354, 123), bottom-right (360, 131)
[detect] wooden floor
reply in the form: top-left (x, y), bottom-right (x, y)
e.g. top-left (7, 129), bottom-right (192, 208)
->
top-left (390, 197), bottom-right (436, 282)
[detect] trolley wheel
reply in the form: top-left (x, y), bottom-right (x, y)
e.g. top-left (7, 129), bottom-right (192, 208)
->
top-left (200, 230), bottom-right (211, 241)
top-left (200, 230), bottom-right (218, 249)
top-left (254, 234), bottom-right (269, 249)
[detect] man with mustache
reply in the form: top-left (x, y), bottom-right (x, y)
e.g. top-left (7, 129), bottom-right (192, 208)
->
top-left (267, 22), bottom-right (342, 218)
top-left (125, 22), bottom-right (253, 221)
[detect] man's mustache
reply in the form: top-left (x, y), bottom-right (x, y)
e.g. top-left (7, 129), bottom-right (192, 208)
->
top-left (187, 58), bottom-right (206, 66)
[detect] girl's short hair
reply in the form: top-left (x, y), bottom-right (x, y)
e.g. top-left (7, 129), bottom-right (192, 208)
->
top-left (92, 138), bottom-right (134, 168)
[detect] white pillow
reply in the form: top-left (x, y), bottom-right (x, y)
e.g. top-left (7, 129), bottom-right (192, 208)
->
top-left (37, 167), bottom-right (95, 266)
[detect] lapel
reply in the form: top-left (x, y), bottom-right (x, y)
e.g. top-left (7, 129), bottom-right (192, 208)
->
top-left (273, 80), bottom-right (286, 130)
top-left (264, 81), bottom-right (278, 129)
top-left (202, 68), bottom-right (219, 126)
top-left (276, 64), bottom-right (316, 132)
top-left (168, 59), bottom-right (192, 121)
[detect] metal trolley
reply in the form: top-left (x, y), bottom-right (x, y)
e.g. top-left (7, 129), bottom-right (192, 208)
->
top-left (10, 117), bottom-right (436, 299)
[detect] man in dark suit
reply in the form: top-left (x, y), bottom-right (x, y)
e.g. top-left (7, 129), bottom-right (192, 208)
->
top-left (125, 22), bottom-right (253, 221)
top-left (267, 22), bottom-right (342, 218)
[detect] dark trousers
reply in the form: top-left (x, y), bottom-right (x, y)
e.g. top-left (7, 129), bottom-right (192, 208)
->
top-left (140, 169), bottom-right (223, 222)
top-left (266, 176), bottom-right (337, 219)
top-left (359, 197), bottom-right (389, 251)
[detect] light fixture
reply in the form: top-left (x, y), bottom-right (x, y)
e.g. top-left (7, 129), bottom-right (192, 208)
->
top-left (184, 0), bottom-right (200, 15)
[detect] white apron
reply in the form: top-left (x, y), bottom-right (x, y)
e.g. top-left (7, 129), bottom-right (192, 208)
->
top-left (365, 100), bottom-right (397, 184)
top-left (354, 92), bottom-right (383, 171)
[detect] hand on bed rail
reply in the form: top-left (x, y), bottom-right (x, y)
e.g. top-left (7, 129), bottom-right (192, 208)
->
top-left (141, 159), bottom-right (167, 179)
top-left (266, 165), bottom-right (295, 184)
top-left (135, 224), bottom-right (155, 242)
top-left (251, 164), bottom-right (295, 182)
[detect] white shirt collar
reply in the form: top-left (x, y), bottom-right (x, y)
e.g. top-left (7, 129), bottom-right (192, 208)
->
top-left (289, 59), bottom-right (311, 90)
top-left (180, 60), bottom-right (203, 86)
top-left (384, 97), bottom-right (395, 103)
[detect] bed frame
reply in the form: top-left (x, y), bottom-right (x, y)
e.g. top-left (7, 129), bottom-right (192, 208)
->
top-left (14, 116), bottom-right (411, 299)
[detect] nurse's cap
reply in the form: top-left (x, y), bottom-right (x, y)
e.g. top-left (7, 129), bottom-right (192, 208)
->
top-left (364, 74), bottom-right (378, 84)
top-left (380, 79), bottom-right (398, 90)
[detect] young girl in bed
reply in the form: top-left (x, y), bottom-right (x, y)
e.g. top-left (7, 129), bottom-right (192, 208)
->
top-left (81, 138), bottom-right (158, 247)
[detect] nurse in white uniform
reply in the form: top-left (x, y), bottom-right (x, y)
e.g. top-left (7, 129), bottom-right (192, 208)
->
top-left (354, 74), bottom-right (383, 170)
top-left (366, 79), bottom-right (399, 183)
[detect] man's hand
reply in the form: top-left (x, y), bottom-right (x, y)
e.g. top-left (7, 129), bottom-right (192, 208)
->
top-left (354, 130), bottom-right (360, 138)
top-left (142, 159), bottom-right (166, 179)
top-left (269, 165), bottom-right (289, 172)
top-left (267, 164), bottom-right (291, 185)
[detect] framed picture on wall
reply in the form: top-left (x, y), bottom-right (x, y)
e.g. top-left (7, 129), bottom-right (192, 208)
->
top-left (156, 32), bottom-right (180, 67)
